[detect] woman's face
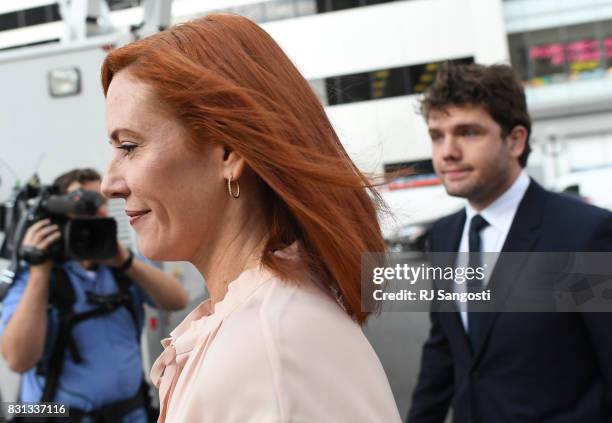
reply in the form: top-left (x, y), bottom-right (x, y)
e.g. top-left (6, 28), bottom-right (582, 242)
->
top-left (102, 70), bottom-right (227, 261)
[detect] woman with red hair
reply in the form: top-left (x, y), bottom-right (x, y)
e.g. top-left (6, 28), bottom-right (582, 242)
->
top-left (101, 13), bottom-right (401, 423)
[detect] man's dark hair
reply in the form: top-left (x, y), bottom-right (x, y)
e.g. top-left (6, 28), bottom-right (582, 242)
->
top-left (420, 63), bottom-right (532, 167)
top-left (53, 168), bottom-right (102, 194)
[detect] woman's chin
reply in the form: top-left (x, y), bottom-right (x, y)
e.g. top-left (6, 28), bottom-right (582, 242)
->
top-left (137, 240), bottom-right (181, 262)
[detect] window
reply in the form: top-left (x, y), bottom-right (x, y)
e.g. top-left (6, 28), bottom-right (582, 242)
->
top-left (0, 5), bottom-right (61, 33)
top-left (508, 33), bottom-right (528, 82)
top-left (107, 0), bottom-right (141, 11)
top-left (410, 62), bottom-right (439, 94)
top-left (219, 0), bottom-right (406, 23)
top-left (524, 27), bottom-right (567, 84)
top-left (371, 68), bottom-right (408, 100)
top-left (565, 23), bottom-right (603, 78)
top-left (508, 19), bottom-right (612, 86)
top-left (320, 57), bottom-right (474, 106)
top-left (0, 38), bottom-right (59, 52)
top-left (329, 0), bottom-right (362, 12)
top-left (0, 11), bottom-right (19, 31)
top-left (409, 57), bottom-right (472, 94)
top-left (24, 6), bottom-right (48, 26)
top-left (326, 72), bottom-right (371, 105)
top-left (316, 0), bottom-right (398, 13)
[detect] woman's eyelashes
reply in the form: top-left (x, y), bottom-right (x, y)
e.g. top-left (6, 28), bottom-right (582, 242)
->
top-left (118, 142), bottom-right (138, 156)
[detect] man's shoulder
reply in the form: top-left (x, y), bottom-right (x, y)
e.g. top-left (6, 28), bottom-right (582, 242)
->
top-left (542, 189), bottom-right (612, 223)
top-left (517, 181), bottom-right (611, 249)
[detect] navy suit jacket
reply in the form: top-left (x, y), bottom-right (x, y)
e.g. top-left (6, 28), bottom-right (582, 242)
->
top-left (406, 179), bottom-right (612, 423)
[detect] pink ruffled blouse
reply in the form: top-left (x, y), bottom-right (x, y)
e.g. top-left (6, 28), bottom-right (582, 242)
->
top-left (151, 262), bottom-right (401, 423)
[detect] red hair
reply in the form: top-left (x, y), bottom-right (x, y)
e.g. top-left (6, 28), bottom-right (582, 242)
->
top-left (101, 13), bottom-right (387, 324)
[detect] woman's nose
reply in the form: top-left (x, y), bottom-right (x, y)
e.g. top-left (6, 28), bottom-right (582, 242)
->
top-left (101, 164), bottom-right (130, 200)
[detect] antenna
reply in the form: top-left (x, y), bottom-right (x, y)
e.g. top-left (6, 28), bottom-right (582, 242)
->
top-left (0, 157), bottom-right (18, 188)
top-left (32, 154), bottom-right (45, 178)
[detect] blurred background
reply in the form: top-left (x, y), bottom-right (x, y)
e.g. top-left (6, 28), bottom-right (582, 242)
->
top-left (0, 0), bottom-right (611, 419)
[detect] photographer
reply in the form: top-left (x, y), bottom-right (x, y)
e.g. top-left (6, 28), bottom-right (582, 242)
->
top-left (0, 168), bottom-right (188, 422)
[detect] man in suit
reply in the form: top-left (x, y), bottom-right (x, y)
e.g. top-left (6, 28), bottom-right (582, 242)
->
top-left (406, 63), bottom-right (612, 423)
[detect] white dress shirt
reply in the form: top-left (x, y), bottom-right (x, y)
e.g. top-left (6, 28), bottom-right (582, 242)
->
top-left (456, 170), bottom-right (531, 329)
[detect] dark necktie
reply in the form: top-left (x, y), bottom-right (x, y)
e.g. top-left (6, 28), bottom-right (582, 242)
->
top-left (467, 214), bottom-right (489, 351)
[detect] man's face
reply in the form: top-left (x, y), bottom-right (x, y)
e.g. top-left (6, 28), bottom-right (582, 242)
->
top-left (427, 105), bottom-right (522, 207)
top-left (66, 180), bottom-right (108, 217)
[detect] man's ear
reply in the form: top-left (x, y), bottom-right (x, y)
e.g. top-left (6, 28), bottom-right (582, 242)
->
top-left (507, 125), bottom-right (528, 160)
top-left (222, 146), bottom-right (246, 180)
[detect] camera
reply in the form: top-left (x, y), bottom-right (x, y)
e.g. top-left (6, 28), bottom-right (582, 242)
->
top-left (0, 175), bottom-right (118, 299)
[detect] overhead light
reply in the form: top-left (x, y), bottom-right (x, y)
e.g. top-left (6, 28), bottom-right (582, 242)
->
top-left (48, 67), bottom-right (81, 98)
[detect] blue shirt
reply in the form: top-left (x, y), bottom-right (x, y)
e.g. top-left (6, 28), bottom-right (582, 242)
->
top-left (0, 259), bottom-right (156, 422)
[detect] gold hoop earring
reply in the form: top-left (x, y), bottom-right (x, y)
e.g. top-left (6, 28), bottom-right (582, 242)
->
top-left (227, 175), bottom-right (240, 199)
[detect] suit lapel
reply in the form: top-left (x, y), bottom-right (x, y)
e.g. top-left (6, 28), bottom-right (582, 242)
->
top-left (472, 180), bottom-right (546, 362)
top-left (438, 210), bottom-right (465, 253)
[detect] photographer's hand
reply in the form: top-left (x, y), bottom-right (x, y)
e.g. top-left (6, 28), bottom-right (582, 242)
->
top-left (0, 219), bottom-right (60, 372)
top-left (21, 218), bottom-right (61, 274)
top-left (97, 242), bottom-right (130, 269)
top-left (97, 242), bottom-right (188, 311)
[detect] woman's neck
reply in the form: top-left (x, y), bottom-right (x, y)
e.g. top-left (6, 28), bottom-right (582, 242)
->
top-left (202, 236), bottom-right (267, 307)
top-left (193, 214), bottom-right (269, 307)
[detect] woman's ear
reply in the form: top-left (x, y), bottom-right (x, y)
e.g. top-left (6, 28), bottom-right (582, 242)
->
top-left (222, 147), bottom-right (246, 180)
